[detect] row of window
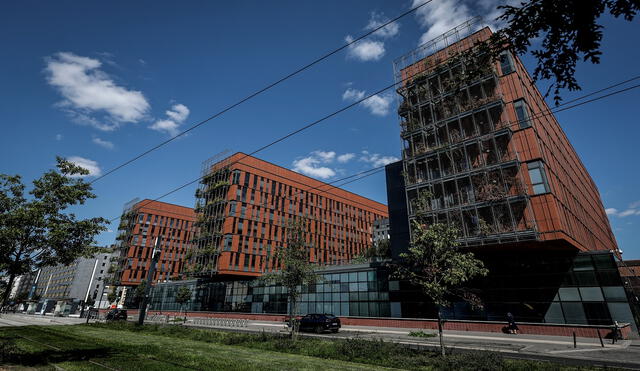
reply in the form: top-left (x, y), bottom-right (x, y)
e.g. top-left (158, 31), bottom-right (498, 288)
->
top-left (231, 170), bottom-right (382, 222)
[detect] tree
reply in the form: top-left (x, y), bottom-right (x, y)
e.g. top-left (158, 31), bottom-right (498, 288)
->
top-left (261, 217), bottom-right (317, 339)
top-left (85, 297), bottom-right (95, 307)
top-left (394, 192), bottom-right (488, 356)
top-left (366, 238), bottom-right (391, 259)
top-left (134, 281), bottom-right (147, 308)
top-left (487, 0), bottom-right (640, 103)
top-left (106, 286), bottom-right (118, 305)
top-left (0, 157), bottom-right (108, 308)
top-left (175, 286), bottom-right (192, 323)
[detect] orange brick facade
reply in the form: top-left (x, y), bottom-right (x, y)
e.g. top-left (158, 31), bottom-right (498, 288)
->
top-left (115, 200), bottom-right (195, 286)
top-left (190, 153), bottom-right (388, 278)
top-left (398, 27), bottom-right (617, 254)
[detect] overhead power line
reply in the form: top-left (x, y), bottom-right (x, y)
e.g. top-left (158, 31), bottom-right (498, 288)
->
top-left (107, 74), bottom-right (640, 223)
top-left (90, 0), bottom-right (436, 184)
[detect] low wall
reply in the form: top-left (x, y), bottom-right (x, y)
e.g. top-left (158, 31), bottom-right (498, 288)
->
top-left (102, 309), bottom-right (631, 339)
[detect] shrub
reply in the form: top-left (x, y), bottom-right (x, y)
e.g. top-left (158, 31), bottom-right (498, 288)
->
top-left (408, 330), bottom-right (437, 338)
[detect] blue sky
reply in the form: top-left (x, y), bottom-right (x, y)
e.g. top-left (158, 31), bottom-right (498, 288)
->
top-left (1, 1), bottom-right (639, 258)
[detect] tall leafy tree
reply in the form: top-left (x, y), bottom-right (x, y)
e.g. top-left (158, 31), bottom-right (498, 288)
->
top-left (395, 191), bottom-right (488, 355)
top-left (262, 217), bottom-right (317, 339)
top-left (487, 0), bottom-right (639, 103)
top-left (0, 157), bottom-right (108, 307)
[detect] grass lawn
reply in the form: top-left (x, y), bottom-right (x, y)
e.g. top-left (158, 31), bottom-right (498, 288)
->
top-left (0, 325), bottom-right (389, 370)
top-left (0, 323), bottom-right (603, 370)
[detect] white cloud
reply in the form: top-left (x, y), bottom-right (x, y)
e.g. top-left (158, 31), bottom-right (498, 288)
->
top-left (342, 88), bottom-right (392, 116)
top-left (411, 0), bottom-right (518, 46)
top-left (345, 35), bottom-right (386, 61)
top-left (312, 150), bottom-right (336, 163)
top-left (619, 209), bottom-right (640, 217)
top-left (67, 156), bottom-right (102, 177)
top-left (92, 137), bottom-right (114, 150)
top-left (413, 0), bottom-right (472, 45)
top-left (362, 93), bottom-right (392, 116)
top-left (344, 11), bottom-right (401, 63)
top-left (55, 134), bottom-right (63, 141)
top-left (337, 153), bottom-right (355, 163)
top-left (291, 150), bottom-right (356, 179)
top-left (359, 150), bottom-right (399, 167)
top-left (606, 202), bottom-right (640, 218)
top-left (292, 156), bottom-right (336, 179)
top-left (45, 52), bottom-right (150, 131)
top-left (342, 88), bottom-right (365, 101)
top-left (605, 208), bottom-right (618, 216)
top-left (149, 103), bottom-right (190, 137)
top-left (365, 12), bottom-right (400, 39)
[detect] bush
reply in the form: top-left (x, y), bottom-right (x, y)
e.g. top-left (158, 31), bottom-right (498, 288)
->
top-left (408, 330), bottom-right (437, 338)
top-left (432, 351), bottom-right (505, 371)
top-left (89, 323), bottom-right (517, 370)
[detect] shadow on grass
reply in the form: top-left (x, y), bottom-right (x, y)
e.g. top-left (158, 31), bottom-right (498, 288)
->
top-left (1, 337), bottom-right (114, 367)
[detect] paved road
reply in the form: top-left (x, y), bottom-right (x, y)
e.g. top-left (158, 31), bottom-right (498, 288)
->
top-left (0, 313), bottom-right (86, 327)
top-left (3, 313), bottom-right (640, 369)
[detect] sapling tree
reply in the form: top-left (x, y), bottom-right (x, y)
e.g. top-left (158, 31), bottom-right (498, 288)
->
top-left (0, 157), bottom-right (108, 308)
top-left (175, 286), bottom-right (192, 323)
top-left (261, 217), bottom-right (317, 339)
top-left (395, 191), bottom-right (488, 356)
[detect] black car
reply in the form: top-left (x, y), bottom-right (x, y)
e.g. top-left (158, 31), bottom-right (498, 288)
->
top-left (299, 314), bottom-right (341, 333)
top-left (105, 309), bottom-right (128, 321)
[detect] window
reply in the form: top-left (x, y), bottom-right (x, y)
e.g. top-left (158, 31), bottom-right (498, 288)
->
top-left (499, 52), bottom-right (515, 75)
top-left (232, 170), bottom-right (241, 185)
top-left (527, 161), bottom-right (550, 194)
top-left (514, 99), bottom-right (531, 128)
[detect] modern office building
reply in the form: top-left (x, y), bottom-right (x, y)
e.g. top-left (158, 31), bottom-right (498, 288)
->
top-left (188, 152), bottom-right (388, 278)
top-left (619, 260), bottom-right (640, 298)
top-left (145, 23), bottom-right (635, 330)
top-left (113, 199), bottom-right (196, 287)
top-left (388, 20), bottom-right (633, 327)
top-left (34, 250), bottom-right (114, 303)
top-left (373, 218), bottom-right (390, 243)
top-left (8, 273), bottom-right (36, 301)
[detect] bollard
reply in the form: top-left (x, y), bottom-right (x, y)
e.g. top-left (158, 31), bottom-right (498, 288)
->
top-left (573, 332), bottom-right (577, 348)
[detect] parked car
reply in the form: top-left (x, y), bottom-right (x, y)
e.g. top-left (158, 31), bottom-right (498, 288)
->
top-left (299, 313), bottom-right (341, 333)
top-left (105, 309), bottom-right (128, 321)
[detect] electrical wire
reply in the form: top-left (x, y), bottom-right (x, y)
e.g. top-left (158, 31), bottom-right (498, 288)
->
top-left (90, 0), bottom-right (436, 184)
top-left (106, 69), bottom-right (640, 224)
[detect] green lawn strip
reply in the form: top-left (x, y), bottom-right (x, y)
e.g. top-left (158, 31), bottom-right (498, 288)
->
top-left (51, 324), bottom-right (604, 371)
top-left (1, 325), bottom-right (392, 371)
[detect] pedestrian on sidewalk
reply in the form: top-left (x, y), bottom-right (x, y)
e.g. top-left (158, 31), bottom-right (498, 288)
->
top-left (507, 312), bottom-right (519, 334)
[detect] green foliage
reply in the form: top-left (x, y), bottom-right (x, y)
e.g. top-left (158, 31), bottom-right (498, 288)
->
top-left (107, 286), bottom-right (118, 304)
top-left (396, 221), bottom-right (488, 307)
top-left (487, 0), bottom-right (640, 103)
top-left (175, 286), bottom-right (192, 305)
top-left (71, 323), bottom-right (577, 370)
top-left (134, 281), bottom-right (147, 300)
top-left (0, 157), bottom-right (108, 306)
top-left (261, 217), bottom-right (317, 338)
top-left (411, 189), bottom-right (434, 216)
top-left (84, 296), bottom-right (95, 307)
top-left (396, 191), bottom-right (488, 308)
top-left (408, 330), bottom-right (437, 338)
